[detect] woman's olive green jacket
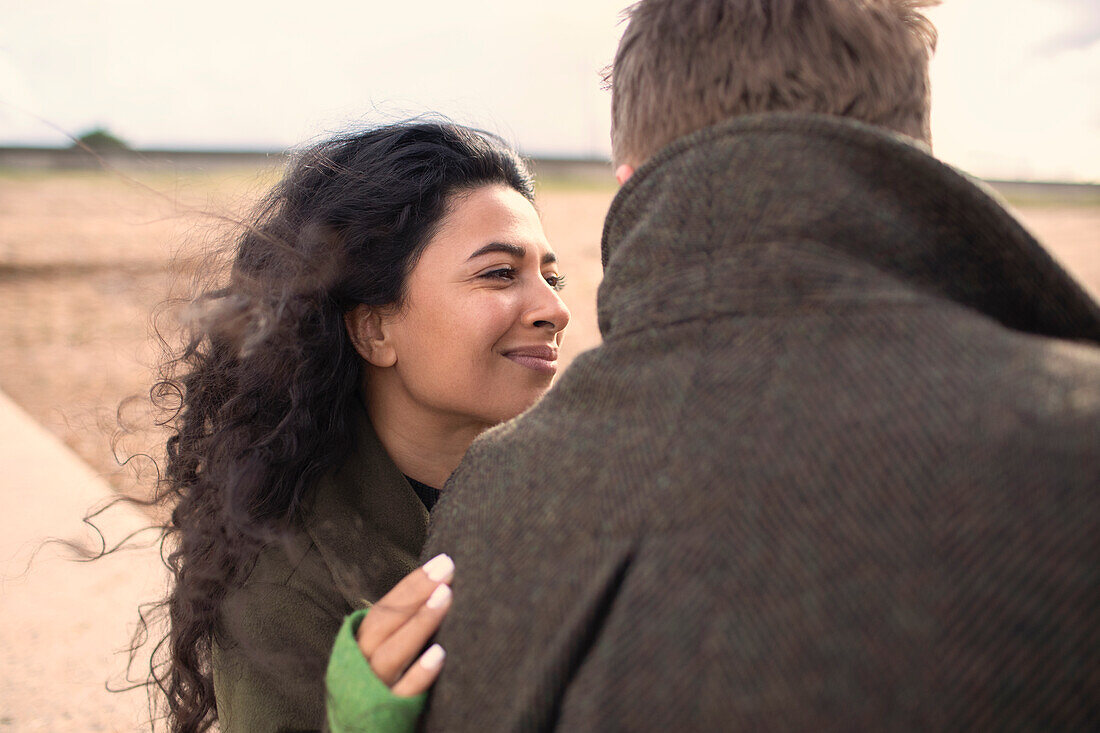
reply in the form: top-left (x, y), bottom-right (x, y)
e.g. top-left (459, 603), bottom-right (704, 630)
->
top-left (211, 402), bottom-right (429, 732)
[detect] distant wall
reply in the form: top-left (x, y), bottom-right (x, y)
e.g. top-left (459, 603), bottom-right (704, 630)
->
top-left (982, 180), bottom-right (1100, 206)
top-left (1, 147), bottom-right (1096, 202)
top-left (0, 147), bottom-right (614, 177)
top-left (0, 146), bottom-right (284, 172)
top-left (527, 157), bottom-right (612, 183)
top-left (0, 146), bottom-right (618, 181)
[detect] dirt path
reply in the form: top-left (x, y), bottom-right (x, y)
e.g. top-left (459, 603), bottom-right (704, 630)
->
top-left (0, 390), bottom-right (165, 732)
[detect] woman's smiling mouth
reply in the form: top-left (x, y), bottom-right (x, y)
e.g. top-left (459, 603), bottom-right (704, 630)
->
top-left (503, 345), bottom-right (559, 374)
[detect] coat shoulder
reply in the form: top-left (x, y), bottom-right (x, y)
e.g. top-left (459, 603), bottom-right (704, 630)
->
top-left (213, 538), bottom-right (348, 732)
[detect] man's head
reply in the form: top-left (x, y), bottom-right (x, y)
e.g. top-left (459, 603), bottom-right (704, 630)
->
top-left (608, 0), bottom-right (939, 171)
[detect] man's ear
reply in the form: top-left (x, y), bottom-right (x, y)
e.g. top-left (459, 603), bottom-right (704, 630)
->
top-left (615, 164), bottom-right (635, 186)
top-left (344, 304), bottom-right (397, 368)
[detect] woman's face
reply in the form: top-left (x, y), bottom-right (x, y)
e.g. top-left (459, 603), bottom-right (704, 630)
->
top-left (376, 184), bottom-right (570, 430)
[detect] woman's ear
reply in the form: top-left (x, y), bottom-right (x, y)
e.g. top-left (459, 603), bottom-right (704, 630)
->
top-left (344, 304), bottom-right (397, 368)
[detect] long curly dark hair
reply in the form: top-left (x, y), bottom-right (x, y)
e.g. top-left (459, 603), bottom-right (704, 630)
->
top-left (143, 121), bottom-right (534, 732)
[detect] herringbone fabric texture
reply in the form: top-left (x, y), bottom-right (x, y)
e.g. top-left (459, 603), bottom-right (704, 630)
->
top-left (421, 115), bottom-right (1100, 731)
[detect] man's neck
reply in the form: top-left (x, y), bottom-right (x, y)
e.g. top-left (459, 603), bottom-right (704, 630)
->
top-left (363, 377), bottom-right (490, 490)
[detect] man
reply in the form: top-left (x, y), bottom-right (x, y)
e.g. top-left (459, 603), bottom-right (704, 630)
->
top-left (421, 1), bottom-right (1100, 728)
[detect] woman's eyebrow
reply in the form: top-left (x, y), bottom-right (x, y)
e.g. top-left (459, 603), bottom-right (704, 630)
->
top-left (467, 242), bottom-right (525, 261)
top-left (467, 242), bottom-right (558, 265)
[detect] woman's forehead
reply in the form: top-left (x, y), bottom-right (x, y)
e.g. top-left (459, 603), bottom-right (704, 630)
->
top-left (430, 185), bottom-right (552, 259)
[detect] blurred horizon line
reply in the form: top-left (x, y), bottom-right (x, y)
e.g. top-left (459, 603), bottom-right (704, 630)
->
top-left (1, 144), bottom-right (1098, 191)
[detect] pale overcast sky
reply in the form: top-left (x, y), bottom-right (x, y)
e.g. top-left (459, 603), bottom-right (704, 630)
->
top-left (1, 0), bottom-right (1097, 181)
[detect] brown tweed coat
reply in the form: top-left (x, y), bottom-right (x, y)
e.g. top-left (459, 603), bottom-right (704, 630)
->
top-left (420, 114), bottom-right (1100, 731)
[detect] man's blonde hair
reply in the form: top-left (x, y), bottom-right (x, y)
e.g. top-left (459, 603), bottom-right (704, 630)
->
top-left (609, 0), bottom-right (939, 165)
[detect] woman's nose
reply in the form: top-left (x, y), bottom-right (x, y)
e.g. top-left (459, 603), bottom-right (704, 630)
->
top-left (529, 283), bottom-right (571, 334)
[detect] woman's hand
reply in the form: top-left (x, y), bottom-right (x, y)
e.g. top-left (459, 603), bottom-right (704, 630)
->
top-left (356, 553), bottom-right (454, 697)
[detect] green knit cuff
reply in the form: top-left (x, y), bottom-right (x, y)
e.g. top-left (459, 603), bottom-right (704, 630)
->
top-left (325, 608), bottom-right (427, 733)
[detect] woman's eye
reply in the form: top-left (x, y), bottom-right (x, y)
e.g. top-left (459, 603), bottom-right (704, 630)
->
top-left (482, 267), bottom-right (516, 282)
top-left (545, 274), bottom-right (567, 291)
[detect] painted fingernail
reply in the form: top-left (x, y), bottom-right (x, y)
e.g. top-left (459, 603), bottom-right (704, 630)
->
top-left (426, 583), bottom-right (452, 609)
top-left (423, 553), bottom-right (454, 583)
top-left (419, 644), bottom-right (445, 671)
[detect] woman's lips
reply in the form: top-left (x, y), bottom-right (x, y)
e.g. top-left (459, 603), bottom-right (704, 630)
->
top-left (503, 345), bottom-right (559, 375)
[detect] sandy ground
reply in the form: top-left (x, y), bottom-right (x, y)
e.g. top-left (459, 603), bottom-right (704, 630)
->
top-left (0, 168), bottom-right (1096, 730)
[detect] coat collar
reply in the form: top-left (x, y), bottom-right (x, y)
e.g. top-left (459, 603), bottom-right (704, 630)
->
top-left (599, 113), bottom-right (1100, 344)
top-left (304, 399), bottom-right (429, 608)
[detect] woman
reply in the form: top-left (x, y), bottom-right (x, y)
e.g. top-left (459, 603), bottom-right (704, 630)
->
top-left (148, 121), bottom-right (569, 732)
